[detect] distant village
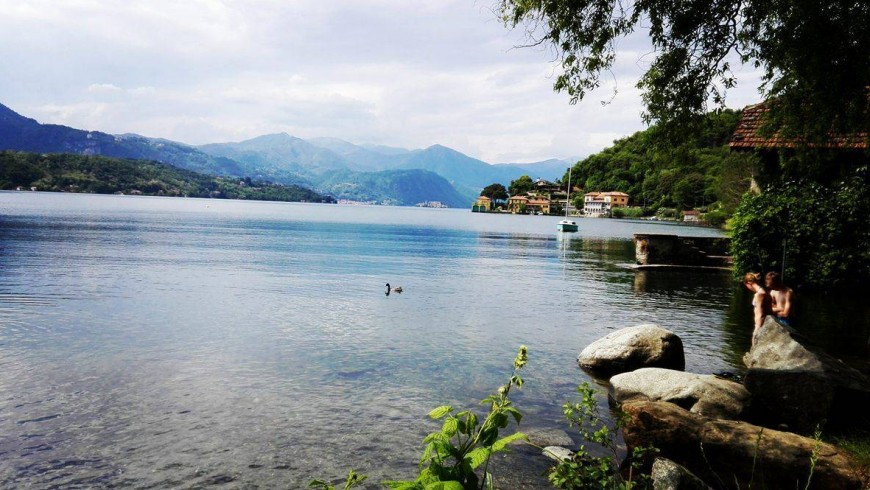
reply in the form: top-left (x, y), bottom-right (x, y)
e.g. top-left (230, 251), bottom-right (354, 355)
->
top-left (472, 178), bottom-right (703, 223)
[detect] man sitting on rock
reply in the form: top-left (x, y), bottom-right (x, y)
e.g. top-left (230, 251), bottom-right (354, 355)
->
top-left (765, 271), bottom-right (794, 327)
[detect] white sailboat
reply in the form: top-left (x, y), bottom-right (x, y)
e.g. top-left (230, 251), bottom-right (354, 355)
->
top-left (557, 167), bottom-right (578, 232)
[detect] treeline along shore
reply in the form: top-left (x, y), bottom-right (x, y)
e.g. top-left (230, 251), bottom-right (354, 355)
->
top-left (0, 150), bottom-right (334, 203)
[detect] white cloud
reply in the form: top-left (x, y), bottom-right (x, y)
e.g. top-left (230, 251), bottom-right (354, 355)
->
top-left (0, 1), bottom-right (764, 162)
top-left (87, 83), bottom-right (123, 94)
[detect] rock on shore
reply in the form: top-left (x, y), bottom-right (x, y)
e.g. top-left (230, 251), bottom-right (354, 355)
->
top-left (621, 400), bottom-right (865, 489)
top-left (609, 367), bottom-right (750, 419)
top-left (743, 316), bottom-right (870, 434)
top-left (578, 324), bottom-right (685, 376)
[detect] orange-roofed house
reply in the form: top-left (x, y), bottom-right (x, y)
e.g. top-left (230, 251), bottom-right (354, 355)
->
top-left (507, 195), bottom-right (529, 214)
top-left (472, 195), bottom-right (492, 213)
top-left (527, 197), bottom-right (551, 215)
top-left (729, 104), bottom-right (869, 185)
top-left (584, 191), bottom-right (629, 217)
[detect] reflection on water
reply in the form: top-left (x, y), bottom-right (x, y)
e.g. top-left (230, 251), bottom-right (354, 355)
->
top-left (0, 192), bottom-right (865, 488)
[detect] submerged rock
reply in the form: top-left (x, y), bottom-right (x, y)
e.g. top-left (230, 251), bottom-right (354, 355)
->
top-left (524, 427), bottom-right (574, 447)
top-left (578, 324), bottom-right (685, 377)
top-left (621, 400), bottom-right (865, 490)
top-left (743, 316), bottom-right (870, 434)
top-left (542, 446), bottom-right (574, 463)
top-left (609, 367), bottom-right (750, 420)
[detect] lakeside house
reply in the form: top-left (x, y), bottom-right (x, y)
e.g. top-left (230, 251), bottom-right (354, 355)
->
top-left (508, 178), bottom-right (571, 214)
top-left (507, 195), bottom-right (528, 213)
top-left (527, 197), bottom-right (552, 215)
top-left (729, 103), bottom-right (869, 187)
top-left (471, 195), bottom-right (492, 212)
top-left (682, 210), bottom-right (701, 222)
top-left (476, 178), bottom-right (583, 215)
top-left (583, 191), bottom-right (629, 217)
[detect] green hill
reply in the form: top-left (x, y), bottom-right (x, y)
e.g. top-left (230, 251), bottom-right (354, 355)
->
top-left (568, 109), bottom-right (754, 218)
top-left (316, 168), bottom-right (469, 207)
top-left (0, 151), bottom-right (333, 203)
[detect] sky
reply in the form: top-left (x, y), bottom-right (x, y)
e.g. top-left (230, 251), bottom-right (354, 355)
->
top-left (0, 1), bottom-right (765, 163)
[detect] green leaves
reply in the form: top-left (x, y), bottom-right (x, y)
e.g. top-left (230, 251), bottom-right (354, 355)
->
top-left (441, 417), bottom-right (459, 437)
top-left (549, 382), bottom-right (657, 489)
top-left (499, 0), bottom-right (870, 144)
top-left (492, 432), bottom-right (528, 452)
top-left (731, 166), bottom-right (870, 290)
top-left (513, 345), bottom-right (528, 369)
top-left (308, 469), bottom-right (367, 490)
top-left (319, 347), bottom-right (532, 489)
top-left (428, 406), bottom-right (453, 420)
top-left (408, 346), bottom-right (530, 489)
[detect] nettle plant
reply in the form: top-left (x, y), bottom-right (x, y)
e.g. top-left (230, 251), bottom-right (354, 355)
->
top-left (384, 345), bottom-right (529, 490)
top-left (548, 382), bottom-right (657, 490)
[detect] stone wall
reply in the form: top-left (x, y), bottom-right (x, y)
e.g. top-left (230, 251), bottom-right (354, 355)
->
top-left (634, 233), bottom-right (731, 267)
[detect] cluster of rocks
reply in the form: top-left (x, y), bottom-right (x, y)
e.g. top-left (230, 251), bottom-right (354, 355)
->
top-left (556, 319), bottom-right (870, 489)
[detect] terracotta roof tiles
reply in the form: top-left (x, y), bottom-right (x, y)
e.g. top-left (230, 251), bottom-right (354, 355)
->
top-left (729, 104), bottom-right (868, 150)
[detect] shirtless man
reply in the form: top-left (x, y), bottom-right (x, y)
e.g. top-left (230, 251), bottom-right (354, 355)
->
top-left (765, 271), bottom-right (794, 326)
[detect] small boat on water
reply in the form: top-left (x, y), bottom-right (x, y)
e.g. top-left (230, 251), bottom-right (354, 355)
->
top-left (557, 219), bottom-right (578, 232)
top-left (557, 167), bottom-right (579, 233)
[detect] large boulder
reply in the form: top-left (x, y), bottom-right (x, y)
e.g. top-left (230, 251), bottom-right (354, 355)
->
top-left (743, 316), bottom-right (870, 434)
top-left (622, 400), bottom-right (866, 490)
top-left (609, 368), bottom-right (750, 420)
top-left (578, 325), bottom-right (685, 376)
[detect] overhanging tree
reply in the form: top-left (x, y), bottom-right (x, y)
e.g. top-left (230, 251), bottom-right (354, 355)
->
top-left (497, 0), bottom-right (870, 140)
top-left (498, 0), bottom-right (870, 289)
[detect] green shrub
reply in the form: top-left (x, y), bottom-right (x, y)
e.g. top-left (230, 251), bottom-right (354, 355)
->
top-left (730, 166), bottom-right (870, 290)
top-left (655, 207), bottom-right (680, 220)
top-left (611, 207), bottom-right (646, 219)
top-left (549, 383), bottom-right (657, 489)
top-left (383, 346), bottom-right (528, 489)
top-left (703, 209), bottom-right (728, 227)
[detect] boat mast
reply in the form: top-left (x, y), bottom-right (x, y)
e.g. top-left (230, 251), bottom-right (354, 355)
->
top-left (565, 167), bottom-right (571, 219)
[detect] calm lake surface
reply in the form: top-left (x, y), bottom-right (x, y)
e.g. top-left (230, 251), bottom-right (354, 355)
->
top-left (1, 192), bottom-right (860, 488)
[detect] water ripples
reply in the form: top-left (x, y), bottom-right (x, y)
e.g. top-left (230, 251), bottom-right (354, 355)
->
top-left (0, 192), bottom-right (746, 488)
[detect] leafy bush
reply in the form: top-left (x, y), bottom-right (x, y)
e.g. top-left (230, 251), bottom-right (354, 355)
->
top-left (309, 470), bottom-right (367, 490)
top-left (549, 383), bottom-right (657, 489)
top-left (611, 207), bottom-right (646, 219)
top-left (703, 209), bottom-right (728, 227)
top-left (730, 166), bottom-right (870, 290)
top-left (383, 346), bottom-right (528, 490)
top-left (655, 207), bottom-right (680, 220)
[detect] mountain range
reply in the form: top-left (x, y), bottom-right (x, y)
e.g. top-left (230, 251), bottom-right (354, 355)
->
top-left (0, 102), bottom-right (573, 207)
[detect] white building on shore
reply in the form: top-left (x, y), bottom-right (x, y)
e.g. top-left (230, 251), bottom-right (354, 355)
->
top-left (583, 191), bottom-right (629, 216)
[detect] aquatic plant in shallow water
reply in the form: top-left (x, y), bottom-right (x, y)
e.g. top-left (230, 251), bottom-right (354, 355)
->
top-left (310, 346), bottom-right (530, 490)
top-left (383, 345), bottom-right (529, 490)
top-left (548, 382), bottom-right (657, 490)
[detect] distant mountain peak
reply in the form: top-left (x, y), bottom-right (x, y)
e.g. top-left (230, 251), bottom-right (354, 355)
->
top-left (0, 102), bottom-right (39, 128)
top-left (247, 132), bottom-right (301, 144)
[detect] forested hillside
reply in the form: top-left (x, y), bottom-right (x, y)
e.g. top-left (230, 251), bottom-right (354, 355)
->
top-left (0, 151), bottom-right (332, 203)
top-left (316, 168), bottom-right (468, 207)
top-left (568, 110), bottom-right (755, 216)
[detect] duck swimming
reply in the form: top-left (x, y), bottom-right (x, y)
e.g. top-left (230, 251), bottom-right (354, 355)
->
top-left (385, 283), bottom-right (403, 294)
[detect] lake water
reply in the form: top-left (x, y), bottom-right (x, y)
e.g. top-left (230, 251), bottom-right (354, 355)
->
top-left (0, 192), bottom-right (839, 488)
